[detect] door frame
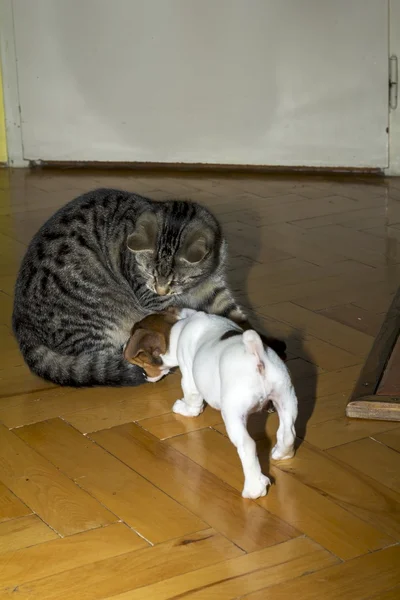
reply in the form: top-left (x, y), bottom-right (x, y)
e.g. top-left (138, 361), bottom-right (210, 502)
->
top-left (388, 0), bottom-right (400, 175)
top-left (0, 0), bottom-right (28, 166)
top-left (1, 0), bottom-right (399, 173)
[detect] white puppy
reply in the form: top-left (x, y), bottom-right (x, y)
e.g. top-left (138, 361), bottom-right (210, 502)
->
top-left (161, 308), bottom-right (298, 499)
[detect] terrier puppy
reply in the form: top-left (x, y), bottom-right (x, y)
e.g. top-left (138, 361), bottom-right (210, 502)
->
top-left (138, 308), bottom-right (297, 499)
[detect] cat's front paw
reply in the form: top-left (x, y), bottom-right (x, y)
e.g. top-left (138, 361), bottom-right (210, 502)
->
top-left (172, 399), bottom-right (203, 417)
top-left (242, 474), bottom-right (271, 499)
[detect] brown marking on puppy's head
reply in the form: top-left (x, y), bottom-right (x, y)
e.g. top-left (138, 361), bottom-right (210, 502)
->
top-left (124, 308), bottom-right (181, 380)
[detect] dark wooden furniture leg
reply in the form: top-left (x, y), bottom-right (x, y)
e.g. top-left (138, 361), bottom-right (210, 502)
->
top-left (346, 286), bottom-right (400, 421)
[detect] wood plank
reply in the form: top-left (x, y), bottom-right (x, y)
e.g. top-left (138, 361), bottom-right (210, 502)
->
top-left (0, 529), bottom-right (243, 600)
top-left (0, 423), bottom-right (116, 536)
top-left (0, 387), bottom-right (79, 428)
top-left (0, 515), bottom-right (58, 553)
top-left (16, 419), bottom-right (206, 544)
top-left (0, 274), bottom-right (16, 296)
top-left (319, 304), bottom-right (384, 337)
top-left (235, 258), bottom-right (325, 292)
top-left (255, 222), bottom-right (348, 266)
top-left (291, 205), bottom-right (387, 230)
top-left (254, 313), bottom-right (361, 371)
top-left (296, 391), bottom-right (349, 427)
top-left (103, 537), bottom-right (338, 600)
top-left (0, 372), bottom-right (181, 429)
top-left (286, 357), bottom-right (324, 380)
top-left (305, 224), bottom-right (400, 268)
top-left (240, 544), bottom-right (400, 600)
top-left (287, 335), bottom-right (361, 371)
top-left (242, 266), bottom-right (386, 309)
top-left (275, 441), bottom-right (400, 539)
top-left (363, 225), bottom-right (400, 242)
top-left (364, 586), bottom-right (400, 600)
top-left (292, 278), bottom-right (397, 312)
top-left (303, 417), bottom-right (400, 450)
top-left (0, 482), bottom-right (30, 523)
top-left (138, 405), bottom-right (223, 440)
top-left (353, 288), bottom-right (395, 314)
top-left (227, 257), bottom-right (321, 288)
top-left (247, 195), bottom-right (378, 229)
top-left (91, 423), bottom-right (300, 552)
top-left (294, 364), bottom-right (362, 402)
top-left (0, 326), bottom-right (25, 370)
top-left (168, 427), bottom-right (394, 560)
top-left (328, 437), bottom-right (400, 494)
top-left (0, 232), bottom-right (26, 276)
top-left (373, 427), bottom-right (400, 453)
top-left (258, 302), bottom-right (374, 357)
top-left (62, 382), bottom-right (180, 433)
top-left (0, 364), bottom-right (57, 398)
top-left (0, 522), bottom-right (147, 590)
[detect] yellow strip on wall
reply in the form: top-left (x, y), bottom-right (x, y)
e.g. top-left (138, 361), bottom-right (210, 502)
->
top-left (0, 66), bottom-right (7, 163)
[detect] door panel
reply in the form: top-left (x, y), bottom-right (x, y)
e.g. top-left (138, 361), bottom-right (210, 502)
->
top-left (13, 0), bottom-right (389, 167)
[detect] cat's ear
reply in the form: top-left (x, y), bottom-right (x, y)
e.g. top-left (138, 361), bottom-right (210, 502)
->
top-left (127, 212), bottom-right (158, 252)
top-left (180, 234), bottom-right (209, 264)
top-left (124, 328), bottom-right (166, 364)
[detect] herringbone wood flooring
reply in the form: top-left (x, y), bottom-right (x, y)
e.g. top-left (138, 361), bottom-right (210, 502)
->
top-left (0, 168), bottom-right (400, 599)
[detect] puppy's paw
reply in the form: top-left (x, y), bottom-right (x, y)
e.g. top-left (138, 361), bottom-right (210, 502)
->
top-left (146, 368), bottom-right (170, 383)
top-left (271, 444), bottom-right (295, 461)
top-left (172, 399), bottom-right (203, 417)
top-left (242, 474), bottom-right (271, 499)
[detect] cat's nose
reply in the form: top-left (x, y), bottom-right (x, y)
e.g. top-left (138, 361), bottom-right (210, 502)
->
top-left (156, 285), bottom-right (169, 296)
top-left (155, 276), bottom-right (170, 296)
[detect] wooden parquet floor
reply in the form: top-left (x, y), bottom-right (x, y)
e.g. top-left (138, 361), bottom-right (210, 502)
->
top-left (0, 168), bottom-right (400, 599)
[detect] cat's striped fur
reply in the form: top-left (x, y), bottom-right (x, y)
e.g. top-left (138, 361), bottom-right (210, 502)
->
top-left (13, 188), bottom-right (254, 387)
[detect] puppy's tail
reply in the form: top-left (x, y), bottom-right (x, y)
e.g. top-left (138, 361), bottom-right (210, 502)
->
top-left (243, 330), bottom-right (266, 376)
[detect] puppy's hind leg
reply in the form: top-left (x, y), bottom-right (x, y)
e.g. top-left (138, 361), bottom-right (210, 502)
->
top-left (223, 409), bottom-right (271, 499)
top-left (173, 371), bottom-right (204, 418)
top-left (271, 384), bottom-right (298, 461)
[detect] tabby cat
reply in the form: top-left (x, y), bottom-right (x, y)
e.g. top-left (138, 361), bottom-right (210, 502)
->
top-left (13, 188), bottom-right (284, 387)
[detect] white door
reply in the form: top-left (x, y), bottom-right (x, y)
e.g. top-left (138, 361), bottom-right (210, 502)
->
top-left (12, 0), bottom-right (389, 168)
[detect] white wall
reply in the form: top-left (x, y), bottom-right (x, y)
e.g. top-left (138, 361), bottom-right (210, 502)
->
top-left (6, 0), bottom-right (391, 167)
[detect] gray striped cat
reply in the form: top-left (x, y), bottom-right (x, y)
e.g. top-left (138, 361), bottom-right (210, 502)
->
top-left (13, 188), bottom-right (285, 387)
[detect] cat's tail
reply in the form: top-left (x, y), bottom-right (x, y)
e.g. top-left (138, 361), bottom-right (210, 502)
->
top-left (19, 342), bottom-right (147, 387)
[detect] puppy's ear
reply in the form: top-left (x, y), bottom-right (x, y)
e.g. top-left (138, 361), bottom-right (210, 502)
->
top-left (127, 211), bottom-right (158, 252)
top-left (124, 328), bottom-right (166, 364)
